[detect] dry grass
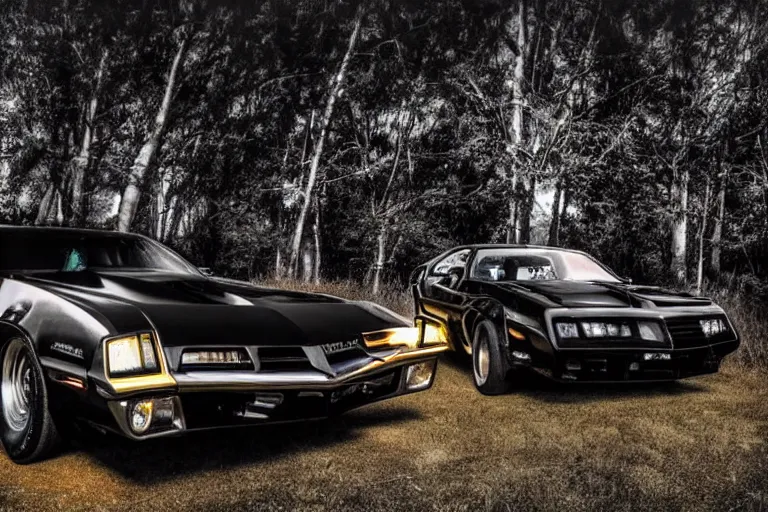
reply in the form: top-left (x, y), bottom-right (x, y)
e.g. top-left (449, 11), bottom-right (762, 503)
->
top-left (0, 364), bottom-right (766, 511)
top-left (1, 279), bottom-right (766, 511)
top-left (260, 278), bottom-right (415, 319)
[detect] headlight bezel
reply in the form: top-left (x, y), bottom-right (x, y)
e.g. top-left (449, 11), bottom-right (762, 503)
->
top-left (104, 331), bottom-right (163, 379)
top-left (700, 318), bottom-right (728, 338)
top-left (179, 348), bottom-right (254, 370)
top-left (552, 317), bottom-right (670, 346)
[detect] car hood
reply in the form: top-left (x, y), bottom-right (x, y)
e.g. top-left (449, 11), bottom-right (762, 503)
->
top-left (492, 280), bottom-right (712, 308)
top-left (19, 271), bottom-right (407, 347)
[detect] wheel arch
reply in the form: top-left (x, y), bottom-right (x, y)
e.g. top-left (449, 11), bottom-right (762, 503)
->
top-left (0, 320), bottom-right (35, 354)
top-left (462, 298), bottom-right (507, 349)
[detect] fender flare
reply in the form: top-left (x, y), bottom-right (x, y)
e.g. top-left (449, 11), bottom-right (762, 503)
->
top-left (461, 298), bottom-right (506, 352)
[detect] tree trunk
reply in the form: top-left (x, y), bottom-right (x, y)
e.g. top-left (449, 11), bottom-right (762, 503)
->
top-left (312, 195), bottom-right (322, 285)
top-left (710, 169), bottom-right (728, 275)
top-left (696, 177), bottom-right (711, 295)
top-left (164, 195), bottom-right (182, 242)
top-left (70, 48), bottom-right (108, 226)
top-left (275, 247), bottom-right (283, 280)
top-left (559, 177), bottom-right (571, 232)
top-left (670, 168), bottom-right (689, 284)
top-left (548, 175), bottom-right (562, 246)
top-left (35, 184), bottom-right (55, 225)
top-left (116, 37), bottom-right (189, 232)
top-left (519, 175), bottom-right (535, 243)
top-left (506, 0), bottom-right (526, 244)
top-left (288, 10), bottom-right (363, 276)
top-left (372, 223), bottom-right (388, 295)
top-left (301, 238), bottom-right (313, 283)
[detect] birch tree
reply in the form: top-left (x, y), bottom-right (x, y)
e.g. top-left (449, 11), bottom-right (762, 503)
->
top-left (287, 7), bottom-right (363, 277)
top-left (117, 34), bottom-right (190, 232)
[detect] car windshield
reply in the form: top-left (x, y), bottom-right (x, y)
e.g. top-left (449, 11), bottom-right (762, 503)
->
top-left (0, 230), bottom-right (200, 275)
top-left (469, 248), bottom-right (620, 283)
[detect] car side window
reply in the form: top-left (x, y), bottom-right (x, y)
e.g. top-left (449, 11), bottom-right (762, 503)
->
top-left (424, 249), bottom-right (471, 295)
top-left (431, 249), bottom-right (471, 276)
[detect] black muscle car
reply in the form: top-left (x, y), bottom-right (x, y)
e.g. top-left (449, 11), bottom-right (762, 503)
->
top-left (410, 245), bottom-right (739, 395)
top-left (0, 226), bottom-right (447, 463)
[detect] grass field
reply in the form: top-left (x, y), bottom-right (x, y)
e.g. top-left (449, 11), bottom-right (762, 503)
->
top-left (0, 362), bottom-right (766, 511)
top-left (0, 279), bottom-right (766, 511)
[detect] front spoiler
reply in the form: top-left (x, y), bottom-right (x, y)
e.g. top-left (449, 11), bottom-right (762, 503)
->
top-left (103, 345), bottom-right (445, 439)
top-left (172, 345), bottom-right (446, 392)
top-left (524, 339), bottom-right (739, 383)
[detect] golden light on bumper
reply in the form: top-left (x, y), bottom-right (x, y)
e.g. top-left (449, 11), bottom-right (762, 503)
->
top-left (363, 321), bottom-right (448, 350)
top-left (363, 327), bottom-right (420, 350)
top-left (508, 327), bottom-right (526, 340)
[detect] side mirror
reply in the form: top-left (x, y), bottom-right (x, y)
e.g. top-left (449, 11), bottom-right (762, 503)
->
top-left (199, 267), bottom-right (214, 277)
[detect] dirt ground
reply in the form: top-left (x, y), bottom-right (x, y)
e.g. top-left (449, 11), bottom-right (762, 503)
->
top-left (1, 359), bottom-right (767, 511)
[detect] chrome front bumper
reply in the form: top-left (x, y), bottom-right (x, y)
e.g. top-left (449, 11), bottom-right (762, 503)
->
top-left (172, 345), bottom-right (447, 392)
top-left (104, 345), bottom-right (446, 440)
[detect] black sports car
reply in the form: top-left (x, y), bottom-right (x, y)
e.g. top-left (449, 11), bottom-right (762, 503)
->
top-left (410, 245), bottom-right (739, 395)
top-left (0, 226), bottom-right (447, 463)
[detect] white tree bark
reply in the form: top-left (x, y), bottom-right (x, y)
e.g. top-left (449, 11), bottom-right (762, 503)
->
top-left (117, 37), bottom-right (189, 232)
top-left (35, 184), bottom-right (54, 226)
top-left (312, 195), bottom-right (322, 285)
top-left (507, 0), bottom-right (526, 244)
top-left (70, 48), bottom-right (108, 225)
top-left (301, 239), bottom-right (314, 283)
top-left (288, 11), bottom-right (363, 276)
top-left (670, 168), bottom-right (689, 283)
top-left (372, 224), bottom-right (388, 295)
top-left (696, 177), bottom-right (711, 294)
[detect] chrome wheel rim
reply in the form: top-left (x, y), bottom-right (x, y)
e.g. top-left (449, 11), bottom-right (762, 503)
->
top-left (474, 331), bottom-right (490, 386)
top-left (1, 339), bottom-right (33, 432)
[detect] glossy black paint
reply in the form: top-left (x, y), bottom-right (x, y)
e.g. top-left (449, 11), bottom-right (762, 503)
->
top-left (0, 226), bottom-right (418, 438)
top-left (411, 244), bottom-right (740, 383)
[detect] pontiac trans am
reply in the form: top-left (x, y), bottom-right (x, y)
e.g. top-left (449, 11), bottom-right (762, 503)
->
top-left (0, 226), bottom-right (447, 463)
top-left (410, 245), bottom-right (739, 395)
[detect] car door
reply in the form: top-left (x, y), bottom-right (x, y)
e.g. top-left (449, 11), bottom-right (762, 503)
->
top-left (415, 249), bottom-right (472, 348)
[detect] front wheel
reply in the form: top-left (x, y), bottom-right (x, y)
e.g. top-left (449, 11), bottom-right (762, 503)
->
top-left (0, 337), bottom-right (61, 464)
top-left (472, 320), bottom-right (509, 395)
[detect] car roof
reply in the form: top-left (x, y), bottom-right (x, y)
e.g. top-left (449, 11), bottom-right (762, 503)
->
top-left (0, 224), bottom-right (145, 239)
top-left (444, 244), bottom-right (590, 256)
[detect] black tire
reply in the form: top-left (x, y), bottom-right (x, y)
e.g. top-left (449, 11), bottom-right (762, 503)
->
top-left (472, 319), bottom-right (509, 395)
top-left (0, 337), bottom-right (61, 464)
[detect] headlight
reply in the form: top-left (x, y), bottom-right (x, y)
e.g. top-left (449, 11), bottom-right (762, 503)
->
top-left (556, 323), bottom-right (579, 338)
top-left (180, 349), bottom-right (252, 369)
top-left (106, 333), bottom-right (160, 377)
top-left (581, 322), bottom-right (632, 338)
top-left (637, 321), bottom-right (665, 342)
top-left (700, 318), bottom-right (727, 337)
top-left (553, 319), bottom-right (666, 343)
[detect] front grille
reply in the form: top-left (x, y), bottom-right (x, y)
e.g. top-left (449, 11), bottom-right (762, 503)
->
top-left (257, 347), bottom-right (313, 372)
top-left (665, 316), bottom-right (730, 349)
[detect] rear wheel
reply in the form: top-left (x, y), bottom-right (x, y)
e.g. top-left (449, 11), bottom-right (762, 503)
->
top-left (472, 320), bottom-right (509, 395)
top-left (0, 338), bottom-right (60, 464)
